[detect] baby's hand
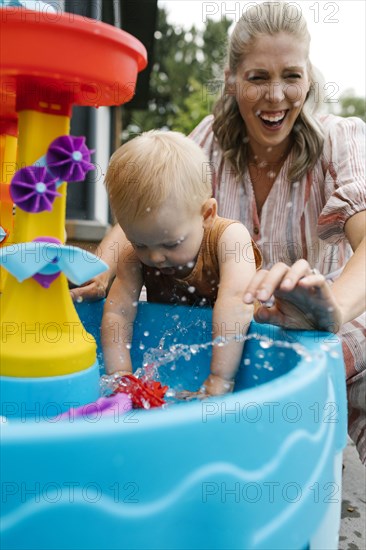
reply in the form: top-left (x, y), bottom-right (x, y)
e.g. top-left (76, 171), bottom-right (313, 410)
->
top-left (177, 374), bottom-right (234, 400)
top-left (175, 389), bottom-right (205, 401)
top-left (202, 373), bottom-right (235, 396)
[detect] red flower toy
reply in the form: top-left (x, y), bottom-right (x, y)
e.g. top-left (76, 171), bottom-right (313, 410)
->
top-left (113, 373), bottom-right (168, 409)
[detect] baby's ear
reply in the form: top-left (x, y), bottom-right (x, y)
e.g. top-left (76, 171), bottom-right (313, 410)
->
top-left (202, 198), bottom-right (217, 228)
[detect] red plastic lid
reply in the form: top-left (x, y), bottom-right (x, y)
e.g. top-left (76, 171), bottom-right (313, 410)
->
top-left (0, 8), bottom-right (148, 110)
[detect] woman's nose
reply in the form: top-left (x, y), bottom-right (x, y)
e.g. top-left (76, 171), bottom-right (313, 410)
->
top-left (265, 82), bottom-right (285, 103)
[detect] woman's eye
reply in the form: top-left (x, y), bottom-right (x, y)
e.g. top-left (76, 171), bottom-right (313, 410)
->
top-left (286, 74), bottom-right (302, 80)
top-left (248, 76), bottom-right (265, 82)
top-left (133, 244), bottom-right (146, 250)
top-left (163, 242), bottom-right (180, 250)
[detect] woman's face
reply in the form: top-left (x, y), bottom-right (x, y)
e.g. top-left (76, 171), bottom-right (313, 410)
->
top-left (233, 32), bottom-right (310, 155)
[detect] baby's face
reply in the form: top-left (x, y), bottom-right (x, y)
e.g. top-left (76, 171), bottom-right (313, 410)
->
top-left (123, 200), bottom-right (205, 277)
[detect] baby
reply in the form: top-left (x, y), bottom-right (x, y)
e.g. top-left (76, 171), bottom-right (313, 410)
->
top-left (101, 131), bottom-right (261, 396)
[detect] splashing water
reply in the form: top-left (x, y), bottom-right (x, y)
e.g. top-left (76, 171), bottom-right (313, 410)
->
top-left (100, 318), bottom-right (313, 408)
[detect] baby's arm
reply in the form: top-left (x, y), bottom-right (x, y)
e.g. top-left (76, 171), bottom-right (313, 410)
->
top-left (101, 243), bottom-right (143, 376)
top-left (204, 223), bottom-right (257, 396)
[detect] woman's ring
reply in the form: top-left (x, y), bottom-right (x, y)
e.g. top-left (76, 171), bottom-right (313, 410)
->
top-left (311, 268), bottom-right (321, 275)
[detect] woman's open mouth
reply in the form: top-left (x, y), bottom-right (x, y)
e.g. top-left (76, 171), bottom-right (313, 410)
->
top-left (257, 110), bottom-right (288, 130)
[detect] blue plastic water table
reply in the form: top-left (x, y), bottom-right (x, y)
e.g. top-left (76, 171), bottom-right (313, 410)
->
top-left (0, 301), bottom-right (347, 550)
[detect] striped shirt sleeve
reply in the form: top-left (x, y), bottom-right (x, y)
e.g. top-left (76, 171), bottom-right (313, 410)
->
top-left (317, 116), bottom-right (366, 243)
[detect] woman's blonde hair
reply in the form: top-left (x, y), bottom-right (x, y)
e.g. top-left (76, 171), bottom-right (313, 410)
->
top-left (105, 130), bottom-right (212, 225)
top-left (213, 2), bottom-right (324, 182)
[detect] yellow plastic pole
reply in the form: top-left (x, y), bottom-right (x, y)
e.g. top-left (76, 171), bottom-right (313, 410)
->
top-left (0, 109), bottom-right (97, 378)
top-left (0, 132), bottom-right (17, 291)
top-left (0, 133), bottom-right (17, 241)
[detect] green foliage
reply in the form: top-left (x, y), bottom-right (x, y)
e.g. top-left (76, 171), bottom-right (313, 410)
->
top-left (122, 8), bottom-right (231, 140)
top-left (338, 91), bottom-right (366, 122)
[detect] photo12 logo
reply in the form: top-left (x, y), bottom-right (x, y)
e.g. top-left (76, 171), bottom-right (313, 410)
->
top-left (2, 481), bottom-right (140, 504)
top-left (201, 2), bottom-right (340, 25)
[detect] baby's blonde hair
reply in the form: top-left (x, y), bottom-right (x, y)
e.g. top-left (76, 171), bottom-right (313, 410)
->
top-left (105, 130), bottom-right (212, 225)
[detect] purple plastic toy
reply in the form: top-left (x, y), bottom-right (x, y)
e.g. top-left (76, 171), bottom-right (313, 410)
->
top-left (46, 135), bottom-right (94, 182)
top-left (10, 165), bottom-right (60, 213)
top-left (58, 393), bottom-right (133, 421)
top-left (32, 236), bottom-right (62, 288)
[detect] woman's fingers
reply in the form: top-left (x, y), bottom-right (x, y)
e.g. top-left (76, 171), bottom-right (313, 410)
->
top-left (70, 280), bottom-right (107, 302)
top-left (244, 262), bottom-right (293, 303)
top-left (297, 271), bottom-right (327, 288)
top-left (243, 269), bottom-right (272, 303)
top-left (278, 260), bottom-right (316, 291)
top-left (243, 260), bottom-right (321, 305)
top-left (254, 304), bottom-right (286, 326)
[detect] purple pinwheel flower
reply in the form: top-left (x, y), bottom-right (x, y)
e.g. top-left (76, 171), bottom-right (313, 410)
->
top-left (46, 135), bottom-right (94, 182)
top-left (10, 166), bottom-right (61, 213)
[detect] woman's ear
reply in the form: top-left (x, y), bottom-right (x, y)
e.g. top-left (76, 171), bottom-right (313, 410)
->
top-left (224, 68), bottom-right (237, 96)
top-left (201, 198), bottom-right (217, 228)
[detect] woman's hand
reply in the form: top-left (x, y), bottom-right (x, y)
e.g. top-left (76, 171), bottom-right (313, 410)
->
top-left (243, 260), bottom-right (343, 333)
top-left (70, 271), bottom-right (111, 302)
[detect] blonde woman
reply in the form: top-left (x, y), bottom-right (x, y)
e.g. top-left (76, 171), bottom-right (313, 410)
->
top-left (72, 3), bottom-right (365, 464)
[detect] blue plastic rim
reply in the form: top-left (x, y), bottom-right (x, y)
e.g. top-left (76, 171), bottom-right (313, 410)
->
top-left (0, 301), bottom-right (347, 550)
top-left (0, 361), bottom-right (100, 420)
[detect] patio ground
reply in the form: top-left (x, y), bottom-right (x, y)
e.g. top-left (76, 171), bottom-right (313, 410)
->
top-left (339, 439), bottom-right (365, 550)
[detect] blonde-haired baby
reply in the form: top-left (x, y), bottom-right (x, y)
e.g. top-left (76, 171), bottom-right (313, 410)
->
top-left (102, 130), bottom-right (261, 396)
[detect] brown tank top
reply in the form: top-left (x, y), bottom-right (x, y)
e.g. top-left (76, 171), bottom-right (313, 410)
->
top-left (142, 216), bottom-right (262, 306)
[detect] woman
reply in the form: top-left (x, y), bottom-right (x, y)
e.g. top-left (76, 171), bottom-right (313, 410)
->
top-left (71, 3), bottom-right (365, 464)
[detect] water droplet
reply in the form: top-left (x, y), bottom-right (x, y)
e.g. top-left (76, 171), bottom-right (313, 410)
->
top-left (187, 286), bottom-right (196, 293)
top-left (139, 343), bottom-right (145, 350)
top-left (244, 358), bottom-right (251, 366)
top-left (259, 339), bottom-right (272, 349)
top-left (132, 301), bottom-right (138, 307)
top-left (76, 296), bottom-right (83, 303)
top-left (143, 331), bottom-right (150, 337)
top-left (267, 171), bottom-right (276, 179)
